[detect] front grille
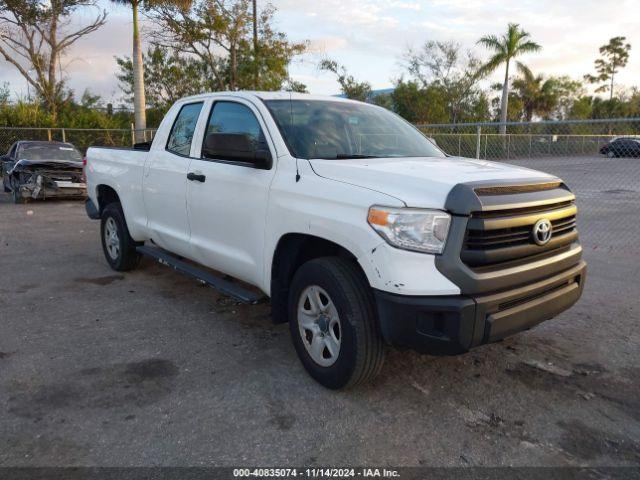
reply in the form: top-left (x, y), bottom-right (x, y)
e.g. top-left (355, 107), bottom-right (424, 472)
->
top-left (474, 181), bottom-right (562, 196)
top-left (471, 200), bottom-right (574, 219)
top-left (462, 200), bottom-right (578, 268)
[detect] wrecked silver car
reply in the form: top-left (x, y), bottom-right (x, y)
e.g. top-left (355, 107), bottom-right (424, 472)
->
top-left (1, 141), bottom-right (86, 203)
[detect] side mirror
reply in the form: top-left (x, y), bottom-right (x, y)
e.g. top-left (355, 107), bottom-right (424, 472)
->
top-left (252, 148), bottom-right (272, 170)
top-left (203, 133), bottom-right (272, 169)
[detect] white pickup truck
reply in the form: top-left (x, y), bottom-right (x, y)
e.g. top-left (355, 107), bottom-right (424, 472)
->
top-left (85, 92), bottom-right (586, 389)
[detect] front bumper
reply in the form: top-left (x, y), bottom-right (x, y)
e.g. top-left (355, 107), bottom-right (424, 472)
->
top-left (18, 180), bottom-right (86, 199)
top-left (374, 260), bottom-right (586, 355)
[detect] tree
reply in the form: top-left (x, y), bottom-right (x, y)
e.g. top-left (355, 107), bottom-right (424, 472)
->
top-left (568, 96), bottom-right (593, 120)
top-left (111, 0), bottom-right (144, 139)
top-left (0, 81), bottom-right (9, 105)
top-left (584, 36), bottom-right (631, 103)
top-left (371, 92), bottom-right (393, 110)
top-left (0, 0), bottom-right (107, 123)
top-left (546, 76), bottom-right (584, 120)
top-left (0, 87), bottom-right (134, 129)
top-left (567, 90), bottom-right (640, 120)
top-left (511, 66), bottom-right (556, 121)
top-left (318, 58), bottom-right (371, 101)
top-left (146, 0), bottom-right (306, 92)
top-left (116, 46), bottom-right (207, 113)
top-left (283, 79), bottom-right (308, 93)
top-left (477, 23), bottom-right (541, 133)
top-left (404, 40), bottom-right (484, 123)
top-left (110, 1), bottom-right (191, 141)
top-left (391, 80), bottom-right (447, 124)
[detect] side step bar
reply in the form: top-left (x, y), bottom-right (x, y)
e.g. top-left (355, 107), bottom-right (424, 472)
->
top-left (136, 245), bottom-right (266, 305)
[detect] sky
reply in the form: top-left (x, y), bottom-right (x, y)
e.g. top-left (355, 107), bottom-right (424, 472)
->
top-left (1, 0), bottom-right (639, 104)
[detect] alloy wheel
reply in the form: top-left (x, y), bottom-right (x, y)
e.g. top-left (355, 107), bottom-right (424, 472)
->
top-left (104, 217), bottom-right (120, 260)
top-left (297, 285), bottom-right (342, 367)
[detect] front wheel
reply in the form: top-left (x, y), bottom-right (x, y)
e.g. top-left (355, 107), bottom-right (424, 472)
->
top-left (100, 202), bottom-right (140, 271)
top-left (288, 257), bottom-right (385, 389)
top-left (11, 187), bottom-right (24, 204)
top-left (606, 150), bottom-right (616, 158)
top-left (10, 178), bottom-right (25, 204)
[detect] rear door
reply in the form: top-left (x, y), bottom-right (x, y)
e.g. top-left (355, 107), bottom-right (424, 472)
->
top-left (186, 98), bottom-right (276, 287)
top-left (143, 101), bottom-right (204, 257)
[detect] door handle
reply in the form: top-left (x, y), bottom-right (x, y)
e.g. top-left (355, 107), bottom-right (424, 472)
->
top-left (187, 172), bottom-right (206, 182)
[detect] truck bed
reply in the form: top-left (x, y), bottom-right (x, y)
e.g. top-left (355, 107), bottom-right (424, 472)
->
top-left (85, 145), bottom-right (150, 239)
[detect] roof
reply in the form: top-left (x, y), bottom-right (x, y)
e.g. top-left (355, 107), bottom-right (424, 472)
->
top-left (178, 91), bottom-right (363, 104)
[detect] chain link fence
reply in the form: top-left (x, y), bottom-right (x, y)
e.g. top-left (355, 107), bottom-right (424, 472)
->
top-left (0, 127), bottom-right (157, 155)
top-left (419, 118), bottom-right (640, 255)
top-left (418, 118), bottom-right (640, 160)
top-left (1, 119), bottom-right (639, 255)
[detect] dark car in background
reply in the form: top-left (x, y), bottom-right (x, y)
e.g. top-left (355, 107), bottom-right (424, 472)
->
top-left (1, 141), bottom-right (86, 203)
top-left (599, 137), bottom-right (640, 158)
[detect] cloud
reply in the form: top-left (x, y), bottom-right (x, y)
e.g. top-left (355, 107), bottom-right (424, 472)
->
top-left (307, 37), bottom-right (349, 54)
top-left (0, 0), bottom-right (638, 101)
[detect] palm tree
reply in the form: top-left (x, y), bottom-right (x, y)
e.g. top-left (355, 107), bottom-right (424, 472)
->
top-left (511, 65), bottom-right (557, 122)
top-left (111, 0), bottom-right (191, 141)
top-left (477, 24), bottom-right (541, 133)
top-left (111, 0), bottom-right (146, 141)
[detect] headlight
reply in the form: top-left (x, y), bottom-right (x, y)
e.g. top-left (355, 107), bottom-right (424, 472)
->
top-left (367, 206), bottom-right (451, 254)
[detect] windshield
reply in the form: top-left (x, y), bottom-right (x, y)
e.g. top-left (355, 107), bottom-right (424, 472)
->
top-left (265, 99), bottom-right (445, 160)
top-left (17, 144), bottom-right (82, 162)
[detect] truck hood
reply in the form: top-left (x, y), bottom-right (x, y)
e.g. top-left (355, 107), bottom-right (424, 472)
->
top-left (309, 156), bottom-right (557, 208)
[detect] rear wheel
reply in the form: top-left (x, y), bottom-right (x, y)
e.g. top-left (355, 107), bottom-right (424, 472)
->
top-left (288, 257), bottom-right (385, 389)
top-left (100, 202), bottom-right (140, 271)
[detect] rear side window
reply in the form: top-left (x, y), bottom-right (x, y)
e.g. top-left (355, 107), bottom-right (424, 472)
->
top-left (166, 102), bottom-right (204, 156)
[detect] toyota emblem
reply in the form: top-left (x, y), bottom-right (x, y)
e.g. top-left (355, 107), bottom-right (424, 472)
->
top-left (532, 218), bottom-right (552, 245)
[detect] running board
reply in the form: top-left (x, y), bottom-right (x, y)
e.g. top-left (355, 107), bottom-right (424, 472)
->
top-left (136, 245), bottom-right (266, 305)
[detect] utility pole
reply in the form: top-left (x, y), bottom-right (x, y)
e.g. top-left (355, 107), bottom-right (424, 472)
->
top-left (253, 0), bottom-right (258, 90)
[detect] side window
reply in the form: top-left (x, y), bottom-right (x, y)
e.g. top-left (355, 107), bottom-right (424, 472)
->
top-left (166, 102), bottom-right (203, 156)
top-left (201, 101), bottom-right (266, 161)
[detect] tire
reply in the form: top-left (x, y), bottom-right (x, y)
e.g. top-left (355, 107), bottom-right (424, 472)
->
top-left (11, 180), bottom-right (24, 204)
top-left (288, 257), bottom-right (385, 389)
top-left (607, 150), bottom-right (616, 158)
top-left (100, 202), bottom-right (140, 271)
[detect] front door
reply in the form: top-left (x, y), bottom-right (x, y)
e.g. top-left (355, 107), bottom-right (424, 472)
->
top-left (143, 101), bottom-right (204, 257)
top-left (186, 99), bottom-right (276, 287)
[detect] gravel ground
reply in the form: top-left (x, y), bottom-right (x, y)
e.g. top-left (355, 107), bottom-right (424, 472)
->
top-left (0, 155), bottom-right (639, 467)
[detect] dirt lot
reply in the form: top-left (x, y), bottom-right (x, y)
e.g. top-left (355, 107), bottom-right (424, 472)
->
top-left (0, 155), bottom-right (639, 467)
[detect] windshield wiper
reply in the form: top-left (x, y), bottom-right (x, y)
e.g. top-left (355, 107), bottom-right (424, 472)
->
top-left (334, 154), bottom-right (380, 159)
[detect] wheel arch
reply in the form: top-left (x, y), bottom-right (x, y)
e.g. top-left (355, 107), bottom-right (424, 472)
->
top-left (270, 233), bottom-right (368, 324)
top-left (95, 184), bottom-right (121, 214)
